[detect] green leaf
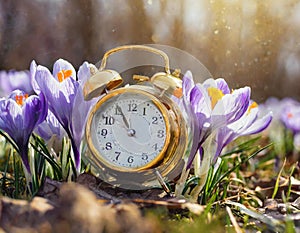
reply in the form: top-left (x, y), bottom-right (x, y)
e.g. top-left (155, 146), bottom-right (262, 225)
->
top-left (272, 157), bottom-right (286, 199)
top-left (0, 130), bottom-right (20, 154)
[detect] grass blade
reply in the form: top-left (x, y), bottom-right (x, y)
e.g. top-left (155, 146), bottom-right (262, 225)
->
top-left (272, 157), bottom-right (286, 199)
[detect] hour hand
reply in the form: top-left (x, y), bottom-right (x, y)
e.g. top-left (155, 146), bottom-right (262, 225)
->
top-left (116, 104), bottom-right (130, 129)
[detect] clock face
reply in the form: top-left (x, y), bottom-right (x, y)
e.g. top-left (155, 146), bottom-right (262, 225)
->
top-left (87, 89), bottom-right (170, 171)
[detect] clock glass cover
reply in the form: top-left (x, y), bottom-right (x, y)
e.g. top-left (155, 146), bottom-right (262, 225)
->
top-left (87, 88), bottom-right (170, 171)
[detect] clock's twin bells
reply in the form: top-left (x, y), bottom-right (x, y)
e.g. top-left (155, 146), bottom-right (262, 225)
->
top-left (83, 45), bottom-right (183, 101)
top-left (83, 68), bottom-right (183, 101)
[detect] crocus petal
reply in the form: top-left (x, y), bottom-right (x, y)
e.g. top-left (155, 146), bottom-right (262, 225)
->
top-left (214, 127), bottom-right (234, 161)
top-left (53, 59), bottom-right (77, 81)
top-left (71, 87), bottom-right (93, 148)
top-left (77, 61), bottom-right (97, 85)
top-left (213, 87), bottom-right (250, 125)
top-left (0, 70), bottom-right (33, 97)
top-left (35, 110), bottom-right (65, 141)
top-left (35, 66), bottom-right (78, 129)
top-left (30, 60), bottom-right (40, 94)
top-left (184, 86), bottom-right (212, 169)
top-left (23, 93), bottom-right (47, 132)
top-left (202, 78), bottom-right (218, 89)
top-left (182, 70), bottom-right (194, 97)
top-left (185, 103), bottom-right (201, 169)
top-left (70, 63), bottom-right (98, 167)
top-left (0, 99), bottom-right (21, 137)
top-left (190, 86), bottom-right (203, 112)
top-left (214, 105), bottom-right (272, 161)
top-left (191, 84), bottom-right (211, 117)
top-left (227, 107), bottom-right (259, 134)
top-left (240, 113), bottom-right (273, 136)
top-left (216, 78), bottom-right (230, 94)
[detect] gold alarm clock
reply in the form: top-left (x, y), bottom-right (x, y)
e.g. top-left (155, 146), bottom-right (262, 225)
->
top-left (83, 45), bottom-right (191, 190)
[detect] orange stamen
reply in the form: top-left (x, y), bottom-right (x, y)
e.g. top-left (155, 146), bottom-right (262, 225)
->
top-left (57, 69), bottom-right (72, 82)
top-left (15, 94), bottom-right (29, 106)
top-left (15, 96), bottom-right (23, 105)
top-left (207, 87), bottom-right (224, 109)
top-left (287, 112), bottom-right (293, 119)
top-left (57, 72), bottom-right (63, 82)
top-left (247, 101), bottom-right (258, 114)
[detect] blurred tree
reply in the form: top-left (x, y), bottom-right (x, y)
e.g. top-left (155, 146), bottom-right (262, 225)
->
top-left (1, 0), bottom-right (300, 101)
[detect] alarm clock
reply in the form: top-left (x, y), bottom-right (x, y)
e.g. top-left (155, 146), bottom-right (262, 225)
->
top-left (83, 45), bottom-right (192, 190)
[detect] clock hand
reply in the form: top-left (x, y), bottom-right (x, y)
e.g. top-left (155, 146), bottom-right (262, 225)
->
top-left (116, 104), bottom-right (130, 129)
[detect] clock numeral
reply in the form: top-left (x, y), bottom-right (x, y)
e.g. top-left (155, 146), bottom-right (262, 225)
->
top-left (152, 116), bottom-right (158, 124)
top-left (143, 107), bottom-right (146, 116)
top-left (115, 151), bottom-right (121, 161)
top-left (157, 130), bottom-right (165, 138)
top-left (127, 156), bottom-right (134, 163)
top-left (105, 142), bottom-right (112, 150)
top-left (103, 116), bottom-right (115, 125)
top-left (100, 129), bottom-right (108, 137)
top-left (142, 153), bottom-right (148, 160)
top-left (128, 103), bottom-right (137, 112)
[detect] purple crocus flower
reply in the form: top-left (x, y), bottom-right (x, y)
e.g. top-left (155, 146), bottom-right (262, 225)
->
top-left (174, 71), bottom-right (253, 197)
top-left (280, 99), bottom-right (300, 134)
top-left (0, 90), bottom-right (47, 172)
top-left (32, 59), bottom-right (97, 170)
top-left (214, 101), bottom-right (273, 162)
top-left (0, 70), bottom-right (34, 97)
top-left (179, 71), bottom-right (251, 167)
top-left (257, 97), bottom-right (298, 158)
top-left (280, 98), bottom-right (300, 149)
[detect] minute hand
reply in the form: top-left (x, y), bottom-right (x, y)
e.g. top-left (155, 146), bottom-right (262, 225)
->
top-left (116, 105), bottom-right (130, 129)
